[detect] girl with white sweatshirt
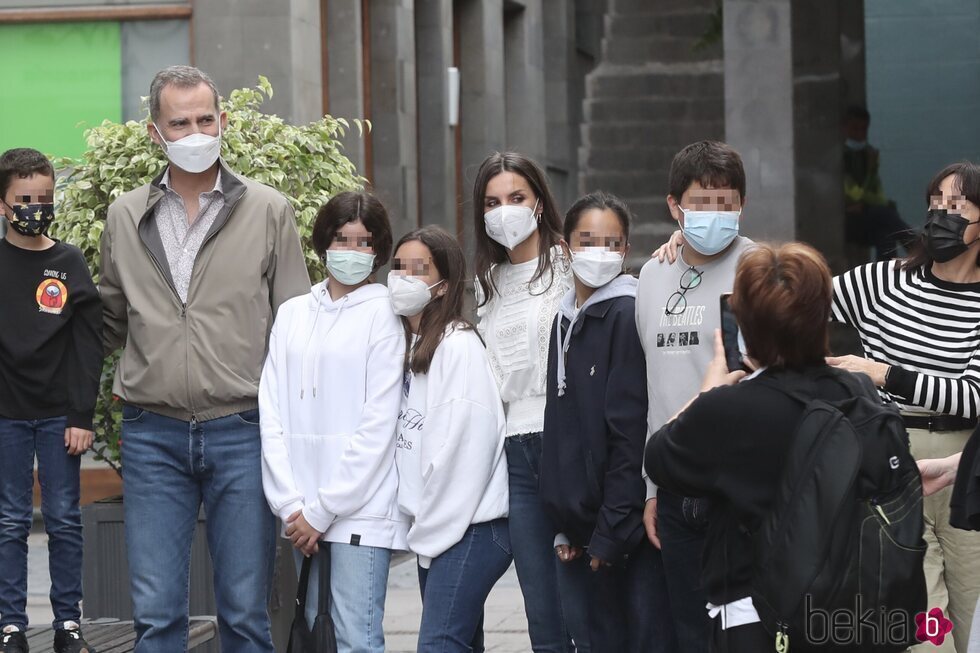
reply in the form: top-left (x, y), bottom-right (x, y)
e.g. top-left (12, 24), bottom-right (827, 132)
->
top-left (389, 225), bottom-right (511, 652)
top-left (259, 191), bottom-right (407, 653)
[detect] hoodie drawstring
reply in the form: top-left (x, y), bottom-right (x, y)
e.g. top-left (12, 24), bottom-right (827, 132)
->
top-left (300, 289), bottom-right (349, 399)
top-left (300, 288), bottom-right (326, 399)
top-left (556, 312), bottom-right (576, 397)
top-left (311, 296), bottom-right (347, 397)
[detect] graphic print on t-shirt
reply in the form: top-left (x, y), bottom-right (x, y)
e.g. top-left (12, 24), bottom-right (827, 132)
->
top-left (36, 275), bottom-right (68, 315)
top-left (656, 303), bottom-right (704, 351)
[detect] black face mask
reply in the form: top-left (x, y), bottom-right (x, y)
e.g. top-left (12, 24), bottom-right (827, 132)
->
top-left (4, 202), bottom-right (55, 237)
top-left (923, 208), bottom-right (979, 263)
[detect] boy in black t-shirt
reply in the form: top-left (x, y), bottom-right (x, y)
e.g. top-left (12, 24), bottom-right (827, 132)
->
top-left (0, 149), bottom-right (101, 653)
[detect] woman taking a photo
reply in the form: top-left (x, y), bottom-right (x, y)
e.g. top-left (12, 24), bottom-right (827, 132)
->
top-left (259, 191), bottom-right (407, 653)
top-left (645, 242), bottom-right (875, 651)
top-left (472, 151), bottom-right (578, 651)
top-left (389, 225), bottom-right (511, 652)
top-left (653, 161), bottom-right (980, 652)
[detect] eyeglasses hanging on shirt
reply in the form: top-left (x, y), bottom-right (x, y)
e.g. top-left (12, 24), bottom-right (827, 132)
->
top-left (665, 265), bottom-right (702, 316)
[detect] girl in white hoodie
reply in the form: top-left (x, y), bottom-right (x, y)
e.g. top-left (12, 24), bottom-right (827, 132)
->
top-left (389, 226), bottom-right (511, 652)
top-left (259, 191), bottom-right (407, 653)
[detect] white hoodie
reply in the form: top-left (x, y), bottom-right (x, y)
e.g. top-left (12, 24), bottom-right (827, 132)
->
top-left (259, 280), bottom-right (409, 550)
top-left (396, 325), bottom-right (509, 568)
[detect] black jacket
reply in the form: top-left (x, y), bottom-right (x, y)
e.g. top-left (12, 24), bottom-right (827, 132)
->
top-left (540, 292), bottom-right (647, 562)
top-left (644, 367), bottom-right (859, 603)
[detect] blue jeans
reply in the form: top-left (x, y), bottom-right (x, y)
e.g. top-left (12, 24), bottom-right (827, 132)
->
top-left (0, 416), bottom-right (81, 630)
top-left (505, 433), bottom-right (579, 652)
top-left (557, 539), bottom-right (676, 653)
top-left (121, 406), bottom-right (276, 653)
top-left (417, 519), bottom-right (513, 652)
top-left (658, 489), bottom-right (711, 653)
top-left (291, 542), bottom-right (391, 653)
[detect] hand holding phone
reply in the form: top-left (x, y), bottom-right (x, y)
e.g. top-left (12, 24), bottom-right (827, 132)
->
top-left (720, 293), bottom-right (749, 372)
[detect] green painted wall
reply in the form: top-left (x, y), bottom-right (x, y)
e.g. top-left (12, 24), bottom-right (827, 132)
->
top-left (0, 22), bottom-right (122, 160)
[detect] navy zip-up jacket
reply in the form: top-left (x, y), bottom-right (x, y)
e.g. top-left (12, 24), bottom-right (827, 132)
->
top-left (540, 278), bottom-right (648, 562)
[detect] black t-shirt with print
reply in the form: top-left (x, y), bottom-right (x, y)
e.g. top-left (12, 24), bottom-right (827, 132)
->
top-left (0, 238), bottom-right (102, 429)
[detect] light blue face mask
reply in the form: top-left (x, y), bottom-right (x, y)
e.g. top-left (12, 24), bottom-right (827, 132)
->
top-left (680, 208), bottom-right (741, 255)
top-left (324, 249), bottom-right (376, 285)
top-left (844, 138), bottom-right (867, 151)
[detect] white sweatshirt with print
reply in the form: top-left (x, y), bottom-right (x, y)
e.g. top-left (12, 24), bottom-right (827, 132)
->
top-left (396, 325), bottom-right (509, 568)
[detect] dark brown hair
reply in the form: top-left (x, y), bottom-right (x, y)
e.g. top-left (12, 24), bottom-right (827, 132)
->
top-left (472, 151), bottom-right (563, 306)
top-left (0, 148), bottom-right (55, 203)
top-left (311, 191), bottom-right (392, 273)
top-left (901, 161), bottom-right (980, 270)
top-left (729, 242), bottom-right (832, 370)
top-left (668, 140), bottom-right (746, 203)
top-left (394, 226), bottom-right (475, 375)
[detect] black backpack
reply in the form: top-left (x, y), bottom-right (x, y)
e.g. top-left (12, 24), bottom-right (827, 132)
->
top-left (749, 369), bottom-right (927, 653)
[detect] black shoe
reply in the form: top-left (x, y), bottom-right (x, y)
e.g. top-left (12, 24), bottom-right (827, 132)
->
top-left (0, 629), bottom-right (28, 653)
top-left (53, 626), bottom-right (95, 653)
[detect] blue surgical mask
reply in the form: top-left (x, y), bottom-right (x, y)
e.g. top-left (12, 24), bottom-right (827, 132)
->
top-left (324, 250), bottom-right (375, 285)
top-left (680, 208), bottom-right (740, 255)
top-left (844, 138), bottom-right (867, 151)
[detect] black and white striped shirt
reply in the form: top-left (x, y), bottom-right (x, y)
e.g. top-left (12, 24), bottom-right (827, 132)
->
top-left (832, 260), bottom-right (980, 418)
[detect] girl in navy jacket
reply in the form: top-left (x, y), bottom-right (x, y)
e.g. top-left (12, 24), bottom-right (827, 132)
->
top-left (541, 191), bottom-right (674, 653)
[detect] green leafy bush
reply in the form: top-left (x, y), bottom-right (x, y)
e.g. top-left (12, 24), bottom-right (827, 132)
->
top-left (50, 76), bottom-right (366, 470)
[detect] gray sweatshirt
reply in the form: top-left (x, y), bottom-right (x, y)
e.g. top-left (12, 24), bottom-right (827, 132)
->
top-left (635, 236), bottom-right (755, 498)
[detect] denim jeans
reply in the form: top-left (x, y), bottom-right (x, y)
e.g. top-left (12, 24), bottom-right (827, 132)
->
top-left (505, 432), bottom-right (578, 652)
top-left (0, 416), bottom-right (81, 630)
top-left (557, 539), bottom-right (676, 653)
top-left (658, 489), bottom-right (711, 653)
top-left (121, 406), bottom-right (276, 653)
top-left (291, 542), bottom-right (391, 653)
top-left (416, 519), bottom-right (513, 653)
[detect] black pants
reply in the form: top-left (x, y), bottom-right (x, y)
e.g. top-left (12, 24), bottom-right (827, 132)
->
top-left (658, 489), bottom-right (711, 653)
top-left (710, 620), bottom-right (770, 653)
top-left (586, 538), bottom-right (676, 653)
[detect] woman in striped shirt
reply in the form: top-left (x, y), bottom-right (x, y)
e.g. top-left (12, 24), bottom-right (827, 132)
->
top-left (828, 161), bottom-right (980, 653)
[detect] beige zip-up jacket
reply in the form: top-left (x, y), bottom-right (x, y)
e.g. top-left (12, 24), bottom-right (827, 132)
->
top-left (100, 160), bottom-right (311, 422)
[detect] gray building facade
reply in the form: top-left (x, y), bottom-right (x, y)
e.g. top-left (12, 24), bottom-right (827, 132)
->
top-left (5, 0), bottom-right (972, 270)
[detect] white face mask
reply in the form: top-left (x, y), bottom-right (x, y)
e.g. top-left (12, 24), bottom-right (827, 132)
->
top-left (484, 199), bottom-right (539, 249)
top-left (387, 271), bottom-right (442, 317)
top-left (154, 123), bottom-right (222, 174)
top-left (570, 247), bottom-right (624, 288)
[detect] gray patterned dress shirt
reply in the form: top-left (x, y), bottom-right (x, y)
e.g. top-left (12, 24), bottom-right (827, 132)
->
top-left (155, 168), bottom-right (225, 303)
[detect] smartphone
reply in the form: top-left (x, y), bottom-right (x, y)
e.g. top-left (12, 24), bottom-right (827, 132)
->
top-left (720, 293), bottom-right (748, 372)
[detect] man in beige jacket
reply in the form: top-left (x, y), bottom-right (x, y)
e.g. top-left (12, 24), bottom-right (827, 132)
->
top-left (100, 65), bottom-right (310, 653)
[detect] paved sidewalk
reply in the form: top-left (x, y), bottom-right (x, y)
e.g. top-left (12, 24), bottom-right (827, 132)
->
top-left (27, 532), bottom-right (532, 651)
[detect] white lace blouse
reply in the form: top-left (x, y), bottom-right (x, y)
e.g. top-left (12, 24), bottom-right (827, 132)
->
top-left (476, 249), bottom-right (572, 437)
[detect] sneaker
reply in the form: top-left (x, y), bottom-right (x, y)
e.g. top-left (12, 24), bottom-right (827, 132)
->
top-left (0, 627), bottom-right (28, 653)
top-left (53, 622), bottom-right (95, 653)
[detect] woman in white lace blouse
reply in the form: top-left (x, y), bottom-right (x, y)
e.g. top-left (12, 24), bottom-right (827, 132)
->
top-left (472, 151), bottom-right (579, 652)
